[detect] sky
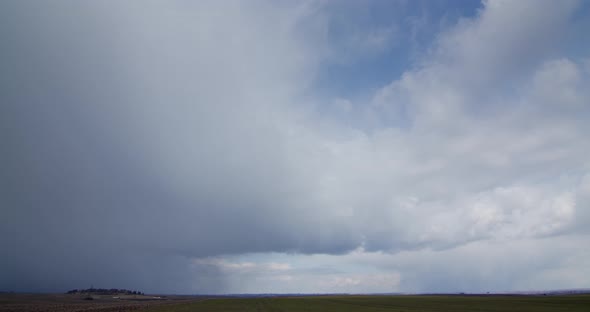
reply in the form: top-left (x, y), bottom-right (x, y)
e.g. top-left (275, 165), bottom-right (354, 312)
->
top-left (1, 0), bottom-right (590, 294)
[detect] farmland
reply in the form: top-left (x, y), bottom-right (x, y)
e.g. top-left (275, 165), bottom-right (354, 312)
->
top-left (2, 293), bottom-right (589, 311)
top-left (145, 294), bottom-right (590, 312)
top-left (0, 293), bottom-right (198, 312)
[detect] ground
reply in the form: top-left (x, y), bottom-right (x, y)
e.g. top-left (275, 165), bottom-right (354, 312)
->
top-left (1, 293), bottom-right (589, 312)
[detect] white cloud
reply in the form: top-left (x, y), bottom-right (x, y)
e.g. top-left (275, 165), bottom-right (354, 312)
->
top-left (193, 258), bottom-right (291, 274)
top-left (191, 254), bottom-right (402, 294)
top-left (316, 273), bottom-right (401, 293)
top-left (530, 58), bottom-right (587, 108)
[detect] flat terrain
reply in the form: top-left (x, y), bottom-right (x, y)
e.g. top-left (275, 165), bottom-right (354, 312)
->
top-left (144, 295), bottom-right (590, 312)
top-left (0, 293), bottom-right (200, 312)
top-left (2, 294), bottom-right (589, 311)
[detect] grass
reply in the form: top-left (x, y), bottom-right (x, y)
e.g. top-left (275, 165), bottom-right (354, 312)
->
top-left (144, 294), bottom-right (590, 312)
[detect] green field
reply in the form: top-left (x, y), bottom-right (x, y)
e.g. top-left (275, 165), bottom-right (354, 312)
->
top-left (145, 295), bottom-right (590, 312)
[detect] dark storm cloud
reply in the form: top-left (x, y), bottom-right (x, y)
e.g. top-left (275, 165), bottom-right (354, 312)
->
top-left (0, 0), bottom-right (360, 293)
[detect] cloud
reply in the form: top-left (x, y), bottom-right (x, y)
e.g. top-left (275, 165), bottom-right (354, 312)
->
top-left (341, 234), bottom-right (590, 293)
top-left (1, 0), bottom-right (341, 293)
top-left (193, 258), bottom-right (291, 274)
top-left (1, 0), bottom-right (589, 293)
top-left (191, 255), bottom-right (401, 294)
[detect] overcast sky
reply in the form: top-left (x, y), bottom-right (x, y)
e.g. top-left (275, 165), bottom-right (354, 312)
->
top-left (2, 0), bottom-right (590, 294)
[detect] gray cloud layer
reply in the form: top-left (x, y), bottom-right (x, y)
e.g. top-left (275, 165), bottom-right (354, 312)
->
top-left (2, 0), bottom-right (589, 293)
top-left (1, 0), bottom-right (354, 292)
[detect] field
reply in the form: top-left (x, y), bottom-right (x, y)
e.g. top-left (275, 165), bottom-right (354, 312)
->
top-left (144, 295), bottom-right (590, 312)
top-left (2, 294), bottom-right (589, 311)
top-left (0, 293), bottom-right (198, 312)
